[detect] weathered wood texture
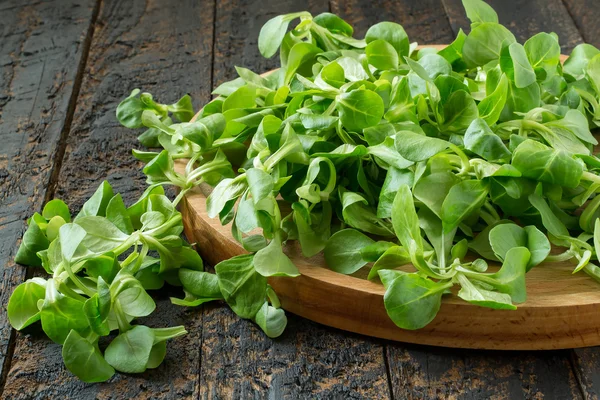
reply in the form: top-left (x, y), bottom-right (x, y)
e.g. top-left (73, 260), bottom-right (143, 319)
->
top-left (0, 0), bottom-right (98, 390)
top-left (441, 0), bottom-right (583, 52)
top-left (3, 0), bottom-right (600, 398)
top-left (2, 0), bottom-right (215, 397)
top-left (389, 347), bottom-right (582, 399)
top-left (330, 0), bottom-right (454, 43)
top-left (562, 0), bottom-right (600, 48)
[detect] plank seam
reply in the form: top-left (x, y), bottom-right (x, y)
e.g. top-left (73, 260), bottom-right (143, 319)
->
top-left (43, 0), bottom-right (102, 205)
top-left (559, 0), bottom-right (588, 44)
top-left (439, 0), bottom-right (461, 37)
top-left (569, 350), bottom-right (590, 400)
top-left (197, 1), bottom-right (217, 398)
top-left (383, 344), bottom-right (395, 400)
top-left (0, 0), bottom-right (103, 396)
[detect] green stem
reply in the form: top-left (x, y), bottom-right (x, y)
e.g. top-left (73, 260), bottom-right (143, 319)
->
top-left (545, 250), bottom-right (575, 263)
top-left (114, 300), bottom-right (132, 333)
top-left (448, 143), bottom-right (471, 176)
top-left (63, 261), bottom-right (95, 297)
top-left (56, 279), bottom-right (87, 302)
top-left (112, 233), bottom-right (140, 257)
top-left (152, 326), bottom-right (187, 344)
top-left (173, 188), bottom-right (189, 207)
top-left (484, 201), bottom-right (500, 221)
top-left (129, 244), bottom-right (149, 275)
top-left (145, 214), bottom-right (183, 237)
top-left (582, 171), bottom-right (600, 185)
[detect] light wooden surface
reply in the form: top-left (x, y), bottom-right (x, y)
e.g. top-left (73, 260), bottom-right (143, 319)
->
top-left (178, 46), bottom-right (595, 350)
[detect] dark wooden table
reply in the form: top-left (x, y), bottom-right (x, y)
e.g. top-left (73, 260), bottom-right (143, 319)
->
top-left (1, 0), bottom-right (600, 398)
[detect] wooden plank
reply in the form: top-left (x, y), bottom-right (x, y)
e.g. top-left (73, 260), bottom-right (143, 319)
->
top-left (388, 346), bottom-right (582, 398)
top-left (441, 0), bottom-right (583, 52)
top-left (0, 0), bottom-right (98, 391)
top-left (1, 0), bottom-right (215, 397)
top-left (562, 0), bottom-right (600, 48)
top-left (330, 0), bottom-right (454, 43)
top-left (201, 305), bottom-right (390, 398)
top-left (201, 1), bottom-right (390, 398)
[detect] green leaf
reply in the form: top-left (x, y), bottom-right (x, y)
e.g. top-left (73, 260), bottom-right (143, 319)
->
top-left (284, 42), bottom-right (322, 84)
top-left (75, 181), bottom-right (114, 220)
top-left (380, 270), bottom-right (453, 330)
top-left (500, 42), bottom-right (536, 89)
top-left (222, 85), bottom-right (256, 111)
top-left (366, 39), bottom-right (399, 70)
top-left (490, 246), bottom-right (530, 302)
top-left (206, 177), bottom-right (247, 218)
top-left (488, 223), bottom-right (550, 271)
top-left (564, 44), bottom-right (600, 79)
top-left (478, 74), bottom-right (508, 126)
top-left (377, 167), bottom-right (414, 218)
top-left (43, 199), bottom-right (71, 222)
top-left (62, 330), bottom-right (115, 383)
top-left (324, 229), bottom-right (375, 274)
top-left (368, 246), bottom-right (411, 280)
top-left (528, 185), bottom-right (570, 237)
top-left (105, 325), bottom-right (155, 373)
top-left (116, 89), bottom-right (145, 128)
top-left (462, 0), bottom-right (498, 25)
top-left (456, 274), bottom-right (515, 310)
top-left (254, 235), bottom-right (300, 277)
top-left (336, 89), bottom-right (384, 132)
top-left (413, 172), bottom-right (459, 218)
top-left (512, 139), bottom-right (583, 188)
top-left (258, 12), bottom-right (310, 58)
top-left (320, 61), bottom-right (345, 88)
top-left (441, 180), bottom-right (489, 233)
top-left (8, 278), bottom-right (46, 330)
top-left (146, 342), bottom-right (167, 369)
top-left (464, 118), bottom-right (511, 162)
top-left (391, 185), bottom-right (423, 251)
top-left (365, 21), bottom-right (409, 59)
top-left (215, 254), bottom-right (267, 319)
top-left (113, 274), bottom-right (156, 317)
top-left (385, 76), bottom-right (417, 123)
top-left (463, 22), bottom-right (516, 68)
top-left (75, 216), bottom-right (129, 254)
top-left (440, 90), bottom-right (479, 132)
top-left (394, 130), bottom-right (449, 162)
top-left (106, 194), bottom-right (134, 234)
top-left (40, 280), bottom-right (89, 345)
top-left (179, 269), bottom-right (223, 300)
top-left (246, 168), bottom-right (274, 203)
top-left (14, 215), bottom-right (49, 266)
top-left (254, 302), bottom-right (287, 338)
top-left (524, 33), bottom-right (561, 72)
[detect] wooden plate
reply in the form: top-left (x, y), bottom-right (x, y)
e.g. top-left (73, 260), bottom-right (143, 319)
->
top-left (178, 47), bottom-right (600, 350)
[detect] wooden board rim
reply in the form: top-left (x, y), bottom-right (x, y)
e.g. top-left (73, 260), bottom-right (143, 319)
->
top-left (179, 45), bottom-right (600, 350)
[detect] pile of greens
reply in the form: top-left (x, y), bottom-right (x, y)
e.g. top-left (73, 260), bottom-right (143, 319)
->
top-left (9, 0), bottom-right (600, 382)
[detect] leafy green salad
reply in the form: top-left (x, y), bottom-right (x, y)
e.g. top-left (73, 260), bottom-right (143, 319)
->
top-left (9, 0), bottom-right (600, 383)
